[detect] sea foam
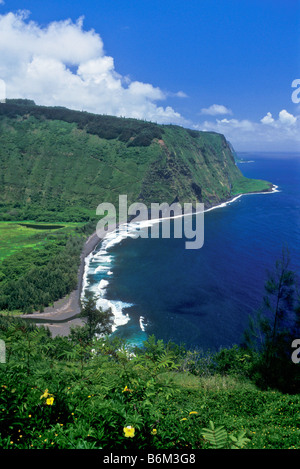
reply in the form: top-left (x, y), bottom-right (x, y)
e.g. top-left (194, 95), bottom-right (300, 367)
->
top-left (81, 223), bottom-right (137, 332)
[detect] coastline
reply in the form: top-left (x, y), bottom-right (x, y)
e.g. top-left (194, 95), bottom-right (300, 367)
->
top-left (20, 183), bottom-right (279, 337)
top-left (20, 231), bottom-right (101, 337)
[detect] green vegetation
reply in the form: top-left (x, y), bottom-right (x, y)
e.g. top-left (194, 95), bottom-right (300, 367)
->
top-left (0, 221), bottom-right (81, 262)
top-left (0, 99), bottom-right (271, 224)
top-left (0, 323), bottom-right (299, 450)
top-left (0, 253), bottom-right (299, 450)
top-left (0, 220), bottom-right (95, 313)
top-left (242, 248), bottom-right (300, 392)
top-left (232, 177), bottom-right (272, 195)
top-left (76, 296), bottom-right (115, 342)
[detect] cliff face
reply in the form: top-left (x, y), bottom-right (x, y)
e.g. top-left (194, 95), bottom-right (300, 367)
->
top-left (139, 126), bottom-right (244, 208)
top-left (0, 100), bottom-right (270, 220)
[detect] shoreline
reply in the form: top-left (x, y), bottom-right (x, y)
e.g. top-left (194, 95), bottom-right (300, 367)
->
top-left (20, 183), bottom-right (279, 337)
top-left (20, 231), bottom-right (101, 337)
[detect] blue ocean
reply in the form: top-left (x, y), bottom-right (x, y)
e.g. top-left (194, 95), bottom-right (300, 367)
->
top-left (82, 153), bottom-right (300, 351)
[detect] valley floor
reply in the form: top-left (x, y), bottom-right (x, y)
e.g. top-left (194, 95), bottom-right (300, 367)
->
top-left (20, 231), bottom-right (101, 336)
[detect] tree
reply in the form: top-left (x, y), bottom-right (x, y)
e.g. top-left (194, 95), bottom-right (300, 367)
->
top-left (80, 295), bottom-right (114, 341)
top-left (264, 248), bottom-right (296, 348)
top-left (243, 247), bottom-right (300, 392)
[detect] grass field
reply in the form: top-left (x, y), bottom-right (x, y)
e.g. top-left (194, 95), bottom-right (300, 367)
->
top-left (0, 221), bottom-right (84, 261)
top-left (231, 177), bottom-right (272, 195)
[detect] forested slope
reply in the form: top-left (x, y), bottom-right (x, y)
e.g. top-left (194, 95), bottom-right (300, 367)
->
top-left (0, 100), bottom-right (271, 222)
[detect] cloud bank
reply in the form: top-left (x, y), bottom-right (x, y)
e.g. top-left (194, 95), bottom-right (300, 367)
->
top-left (195, 109), bottom-right (300, 151)
top-left (0, 11), bottom-right (186, 124)
top-left (0, 10), bottom-right (299, 151)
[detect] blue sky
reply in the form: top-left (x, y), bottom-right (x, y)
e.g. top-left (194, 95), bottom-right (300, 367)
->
top-left (0, 0), bottom-right (299, 151)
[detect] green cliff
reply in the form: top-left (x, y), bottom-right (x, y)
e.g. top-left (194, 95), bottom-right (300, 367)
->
top-left (0, 100), bottom-right (271, 222)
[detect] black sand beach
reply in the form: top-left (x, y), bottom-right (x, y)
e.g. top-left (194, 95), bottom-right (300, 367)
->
top-left (21, 231), bottom-right (101, 337)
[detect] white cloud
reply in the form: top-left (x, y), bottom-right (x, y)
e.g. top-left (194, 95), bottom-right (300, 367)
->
top-left (0, 11), bottom-right (187, 125)
top-left (261, 109), bottom-right (297, 127)
top-left (175, 91), bottom-right (188, 98)
top-left (195, 109), bottom-right (300, 151)
top-left (165, 90), bottom-right (188, 98)
top-left (279, 109), bottom-right (297, 126)
top-left (261, 112), bottom-right (274, 125)
top-left (128, 81), bottom-right (165, 100)
top-left (216, 118), bottom-right (255, 131)
top-left (200, 104), bottom-right (232, 116)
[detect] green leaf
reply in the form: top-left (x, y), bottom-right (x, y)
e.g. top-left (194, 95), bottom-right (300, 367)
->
top-left (201, 421), bottom-right (228, 449)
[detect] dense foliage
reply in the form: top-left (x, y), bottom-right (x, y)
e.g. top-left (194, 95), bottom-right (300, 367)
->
top-left (0, 235), bottom-right (83, 313)
top-left (0, 318), bottom-right (299, 450)
top-left (0, 221), bottom-right (96, 313)
top-left (1, 99), bottom-right (164, 146)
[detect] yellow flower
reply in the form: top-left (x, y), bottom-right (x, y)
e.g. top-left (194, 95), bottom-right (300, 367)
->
top-left (122, 386), bottom-right (132, 393)
top-left (189, 411), bottom-right (198, 415)
top-left (180, 418), bottom-right (187, 421)
top-left (123, 426), bottom-right (135, 438)
top-left (40, 389), bottom-right (49, 399)
top-left (46, 396), bottom-right (54, 406)
top-left (41, 389), bottom-right (54, 405)
top-left (151, 429), bottom-right (157, 435)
